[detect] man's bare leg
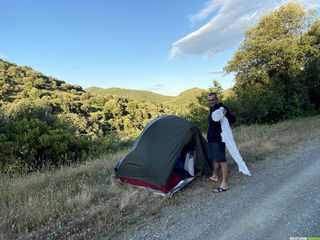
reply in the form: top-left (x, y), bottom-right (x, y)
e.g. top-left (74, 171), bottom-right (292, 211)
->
top-left (209, 161), bottom-right (220, 181)
top-left (219, 162), bottom-right (228, 190)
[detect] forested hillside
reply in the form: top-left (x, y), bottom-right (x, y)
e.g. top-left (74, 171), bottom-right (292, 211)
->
top-left (164, 88), bottom-right (206, 109)
top-left (86, 86), bottom-right (206, 113)
top-left (0, 59), bottom-right (178, 138)
top-left (86, 87), bottom-right (174, 103)
top-left (0, 59), bottom-right (177, 173)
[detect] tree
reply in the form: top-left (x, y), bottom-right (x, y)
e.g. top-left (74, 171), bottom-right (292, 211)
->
top-left (225, 2), bottom-right (320, 122)
top-left (33, 78), bottom-right (46, 89)
top-left (303, 19), bottom-right (320, 110)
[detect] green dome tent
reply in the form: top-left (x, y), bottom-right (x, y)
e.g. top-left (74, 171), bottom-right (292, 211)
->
top-left (115, 115), bottom-right (212, 196)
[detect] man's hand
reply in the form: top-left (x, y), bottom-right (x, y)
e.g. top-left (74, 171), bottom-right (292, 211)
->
top-left (223, 109), bottom-right (227, 115)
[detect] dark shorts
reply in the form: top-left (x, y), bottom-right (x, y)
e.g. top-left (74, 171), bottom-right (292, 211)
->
top-left (208, 142), bottom-right (226, 162)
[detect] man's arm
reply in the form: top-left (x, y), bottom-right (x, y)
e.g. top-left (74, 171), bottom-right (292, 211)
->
top-left (223, 106), bottom-right (236, 124)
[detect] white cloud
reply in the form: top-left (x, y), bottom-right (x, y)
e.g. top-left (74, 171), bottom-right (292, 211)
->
top-left (188, 0), bottom-right (224, 25)
top-left (169, 0), bottom-right (319, 59)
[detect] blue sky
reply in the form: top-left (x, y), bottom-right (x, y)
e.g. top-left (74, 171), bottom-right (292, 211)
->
top-left (1, 0), bottom-right (319, 96)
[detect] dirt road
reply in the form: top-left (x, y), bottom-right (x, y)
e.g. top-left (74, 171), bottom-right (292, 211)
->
top-left (118, 138), bottom-right (320, 240)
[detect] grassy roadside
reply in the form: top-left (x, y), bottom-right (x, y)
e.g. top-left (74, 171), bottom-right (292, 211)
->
top-left (233, 115), bottom-right (320, 162)
top-left (1, 115), bottom-right (320, 239)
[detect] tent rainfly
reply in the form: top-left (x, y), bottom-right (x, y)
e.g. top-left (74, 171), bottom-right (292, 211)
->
top-left (115, 115), bottom-right (212, 196)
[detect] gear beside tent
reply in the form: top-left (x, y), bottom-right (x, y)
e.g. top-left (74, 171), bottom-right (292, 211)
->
top-left (114, 115), bottom-right (212, 196)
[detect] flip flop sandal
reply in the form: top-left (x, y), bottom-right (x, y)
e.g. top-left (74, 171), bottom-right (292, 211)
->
top-left (213, 186), bottom-right (229, 193)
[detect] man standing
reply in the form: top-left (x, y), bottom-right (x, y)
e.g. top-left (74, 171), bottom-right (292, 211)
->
top-left (207, 93), bottom-right (235, 192)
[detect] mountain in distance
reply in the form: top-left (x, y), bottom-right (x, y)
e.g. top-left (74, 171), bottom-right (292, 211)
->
top-left (86, 87), bottom-right (174, 103)
top-left (164, 87), bottom-right (206, 106)
top-left (86, 87), bottom-right (207, 108)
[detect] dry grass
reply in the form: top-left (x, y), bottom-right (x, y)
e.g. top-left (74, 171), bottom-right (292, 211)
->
top-left (233, 115), bottom-right (320, 162)
top-left (0, 150), bottom-right (167, 239)
top-left (1, 115), bottom-right (320, 239)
